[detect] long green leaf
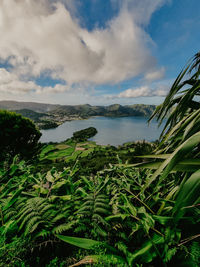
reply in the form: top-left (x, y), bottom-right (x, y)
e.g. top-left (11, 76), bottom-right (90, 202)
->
top-left (128, 234), bottom-right (164, 265)
top-left (56, 235), bottom-right (101, 250)
top-left (173, 169), bottom-right (200, 217)
top-left (142, 131), bottom-right (200, 191)
top-left (2, 187), bottom-right (24, 211)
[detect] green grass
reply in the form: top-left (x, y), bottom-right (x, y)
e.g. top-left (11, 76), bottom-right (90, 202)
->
top-left (55, 144), bottom-right (70, 150)
top-left (39, 140), bottom-right (77, 161)
top-left (39, 140), bottom-right (114, 164)
top-left (39, 145), bottom-right (57, 159)
top-left (65, 139), bottom-right (76, 146)
top-left (45, 147), bottom-right (75, 160)
top-left (79, 148), bottom-right (94, 157)
top-left (39, 139), bottom-right (98, 162)
top-left (80, 143), bottom-right (96, 148)
top-left (65, 150), bottom-right (83, 163)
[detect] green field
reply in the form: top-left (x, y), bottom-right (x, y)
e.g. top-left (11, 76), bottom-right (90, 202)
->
top-left (39, 139), bottom-right (98, 162)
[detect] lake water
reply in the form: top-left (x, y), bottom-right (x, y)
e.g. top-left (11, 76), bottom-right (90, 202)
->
top-left (40, 116), bottom-right (163, 146)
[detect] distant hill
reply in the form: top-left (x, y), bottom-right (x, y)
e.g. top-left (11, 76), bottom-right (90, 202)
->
top-left (0, 101), bottom-right (156, 129)
top-left (13, 109), bottom-right (49, 122)
top-left (51, 103), bottom-right (156, 117)
top-left (0, 101), bottom-right (156, 117)
top-left (0, 100), bottom-right (59, 112)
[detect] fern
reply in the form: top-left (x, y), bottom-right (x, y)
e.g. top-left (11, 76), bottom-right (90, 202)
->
top-left (52, 221), bottom-right (77, 235)
top-left (190, 241), bottom-right (200, 266)
top-left (16, 197), bottom-right (58, 236)
top-left (76, 191), bottom-right (111, 238)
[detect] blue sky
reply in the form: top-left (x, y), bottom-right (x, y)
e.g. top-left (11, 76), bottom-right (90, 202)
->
top-left (0, 0), bottom-right (199, 105)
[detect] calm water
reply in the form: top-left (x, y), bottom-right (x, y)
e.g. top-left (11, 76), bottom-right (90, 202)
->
top-left (40, 116), bottom-right (163, 146)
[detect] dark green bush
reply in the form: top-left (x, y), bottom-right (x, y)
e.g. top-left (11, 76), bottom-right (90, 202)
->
top-left (0, 110), bottom-right (41, 162)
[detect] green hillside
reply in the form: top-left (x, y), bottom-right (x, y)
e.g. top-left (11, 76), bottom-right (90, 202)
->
top-left (51, 103), bottom-right (156, 118)
top-left (13, 109), bottom-right (58, 129)
top-left (13, 109), bottom-right (48, 122)
top-left (0, 100), bottom-right (156, 118)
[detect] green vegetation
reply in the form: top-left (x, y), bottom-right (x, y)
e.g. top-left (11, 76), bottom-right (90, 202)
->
top-left (38, 120), bottom-right (58, 129)
top-left (37, 139), bottom-right (155, 175)
top-left (13, 109), bottom-right (48, 122)
top-left (50, 103), bottom-right (156, 118)
top-left (0, 102), bottom-right (156, 130)
top-left (13, 109), bottom-right (59, 130)
top-left (0, 53), bottom-right (200, 266)
top-left (72, 127), bottom-right (98, 141)
top-left (0, 110), bottom-right (41, 163)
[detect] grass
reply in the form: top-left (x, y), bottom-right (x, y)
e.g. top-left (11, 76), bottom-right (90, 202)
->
top-left (65, 139), bottom-right (76, 146)
top-left (79, 148), bottom-right (94, 157)
top-left (44, 147), bottom-right (75, 160)
top-left (55, 144), bottom-right (70, 150)
top-left (65, 151), bottom-right (83, 163)
top-left (40, 140), bottom-right (97, 162)
top-left (39, 145), bottom-right (58, 159)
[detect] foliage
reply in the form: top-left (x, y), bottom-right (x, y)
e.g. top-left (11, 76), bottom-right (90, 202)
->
top-left (14, 109), bottom-right (48, 122)
top-left (0, 235), bottom-right (30, 266)
top-left (72, 127), bottom-right (98, 141)
top-left (0, 110), bottom-right (41, 162)
top-left (39, 120), bottom-right (58, 129)
top-left (131, 52), bottom-right (200, 264)
top-left (0, 157), bottom-right (198, 266)
top-left (38, 139), bottom-right (155, 175)
top-left (0, 53), bottom-right (199, 266)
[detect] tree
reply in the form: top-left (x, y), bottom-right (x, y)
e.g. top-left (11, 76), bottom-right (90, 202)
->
top-left (0, 110), bottom-right (41, 162)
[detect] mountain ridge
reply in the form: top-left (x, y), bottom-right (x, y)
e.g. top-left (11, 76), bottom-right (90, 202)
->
top-left (0, 100), bottom-right (156, 116)
top-left (0, 100), bottom-right (156, 129)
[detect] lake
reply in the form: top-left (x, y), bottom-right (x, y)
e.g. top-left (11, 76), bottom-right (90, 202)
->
top-left (40, 116), bottom-right (163, 146)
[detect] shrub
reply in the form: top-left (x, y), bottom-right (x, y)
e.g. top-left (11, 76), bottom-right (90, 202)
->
top-left (0, 110), bottom-right (41, 162)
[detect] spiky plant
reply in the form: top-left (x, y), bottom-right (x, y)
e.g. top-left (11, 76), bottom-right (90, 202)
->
top-left (129, 52), bottom-right (200, 263)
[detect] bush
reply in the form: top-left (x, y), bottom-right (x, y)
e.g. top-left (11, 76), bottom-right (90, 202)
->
top-left (0, 110), bottom-right (41, 162)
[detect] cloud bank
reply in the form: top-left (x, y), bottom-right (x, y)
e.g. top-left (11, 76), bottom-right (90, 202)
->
top-left (0, 0), bottom-right (167, 99)
top-left (0, 68), bottom-right (70, 95)
top-left (108, 83), bottom-right (169, 99)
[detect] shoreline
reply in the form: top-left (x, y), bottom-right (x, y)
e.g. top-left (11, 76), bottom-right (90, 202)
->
top-left (39, 114), bottom-right (151, 130)
top-left (39, 116), bottom-right (161, 145)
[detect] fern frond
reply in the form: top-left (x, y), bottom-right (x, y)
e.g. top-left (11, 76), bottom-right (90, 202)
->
top-left (94, 202), bottom-right (110, 210)
top-left (93, 207), bottom-right (110, 215)
top-left (92, 213), bottom-right (109, 226)
top-left (93, 224), bottom-right (107, 237)
top-left (74, 225), bottom-right (87, 233)
top-left (18, 212), bottom-right (40, 231)
top-left (51, 214), bottom-right (66, 223)
top-left (25, 219), bottom-right (45, 236)
top-left (3, 209), bottom-right (17, 221)
top-left (52, 222), bottom-right (76, 234)
top-left (34, 229), bottom-right (51, 239)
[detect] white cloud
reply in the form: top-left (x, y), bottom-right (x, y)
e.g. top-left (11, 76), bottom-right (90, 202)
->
top-left (145, 67), bottom-right (165, 81)
top-left (0, 0), bottom-right (167, 93)
top-left (119, 86), bottom-right (152, 98)
top-left (112, 84), bottom-right (169, 98)
top-left (0, 68), bottom-right (70, 95)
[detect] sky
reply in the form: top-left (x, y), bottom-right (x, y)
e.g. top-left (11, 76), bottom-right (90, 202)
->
top-left (0, 0), bottom-right (199, 105)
